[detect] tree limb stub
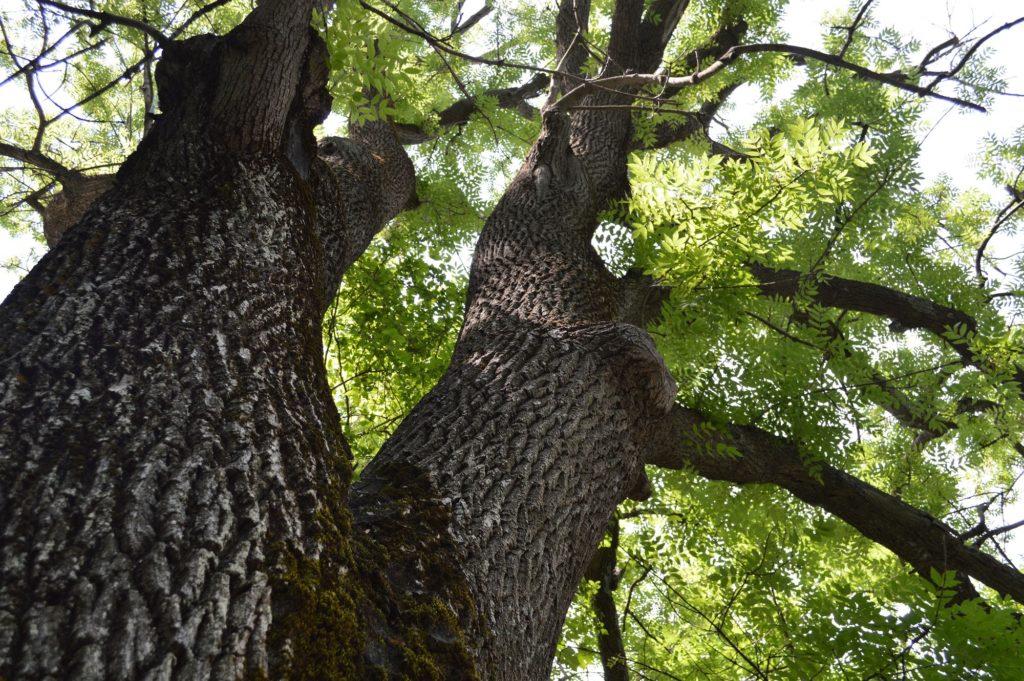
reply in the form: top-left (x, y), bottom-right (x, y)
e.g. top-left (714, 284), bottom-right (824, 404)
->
top-left (646, 405), bottom-right (1024, 605)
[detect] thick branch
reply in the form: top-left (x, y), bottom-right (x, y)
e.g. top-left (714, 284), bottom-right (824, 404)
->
top-left (604, 0), bottom-right (644, 76)
top-left (638, 0), bottom-right (691, 66)
top-left (647, 406), bottom-right (1024, 604)
top-left (552, 0), bottom-right (592, 98)
top-left (312, 121), bottom-right (416, 307)
top-left (0, 141), bottom-right (81, 183)
top-left (748, 263), bottom-right (977, 359)
top-left (746, 263), bottom-right (1024, 397)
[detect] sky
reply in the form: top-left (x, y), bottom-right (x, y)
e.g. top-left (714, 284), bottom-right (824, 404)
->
top-left (1, 0), bottom-right (1022, 557)
top-left (730, 0), bottom-right (1024, 189)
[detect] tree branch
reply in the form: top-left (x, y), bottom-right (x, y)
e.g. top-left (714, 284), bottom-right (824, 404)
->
top-left (747, 262), bottom-right (978, 356)
top-left (391, 73), bottom-right (548, 144)
top-left (604, 0), bottom-right (644, 76)
top-left (171, 0), bottom-right (236, 38)
top-left (746, 263), bottom-right (1024, 435)
top-left (38, 0), bottom-right (169, 48)
top-left (443, 3), bottom-right (491, 39)
top-left (638, 0), bottom-right (691, 66)
top-left (551, 0), bottom-right (591, 99)
top-left (646, 405), bottom-right (1024, 605)
top-left (358, 0), bottom-right (562, 80)
top-left (747, 312), bottom-right (954, 445)
top-left (628, 83), bottom-right (740, 152)
top-left (0, 142), bottom-right (81, 183)
top-left (835, 0), bottom-right (876, 60)
top-left (584, 523), bottom-right (629, 681)
top-left (0, 18), bottom-right (92, 89)
top-left (927, 16), bottom-right (1024, 91)
top-left (976, 186), bottom-right (1024, 285)
top-left (552, 42), bottom-right (987, 113)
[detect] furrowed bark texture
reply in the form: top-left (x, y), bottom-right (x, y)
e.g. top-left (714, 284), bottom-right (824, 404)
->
top-left (351, 2), bottom-right (685, 678)
top-left (352, 115), bottom-right (675, 679)
top-left (0, 4), bottom-right (420, 678)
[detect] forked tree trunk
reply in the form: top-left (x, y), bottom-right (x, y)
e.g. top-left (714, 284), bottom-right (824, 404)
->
top-left (0, 1), bottom-right (673, 679)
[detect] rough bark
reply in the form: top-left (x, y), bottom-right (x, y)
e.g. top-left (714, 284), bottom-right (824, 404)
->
top-left (42, 173), bottom-right (116, 246)
top-left (1, 0), bottom-right (703, 675)
top-left (0, 3), bottom-right (429, 678)
top-left (351, 107), bottom-right (677, 677)
top-left (347, 3), bottom-right (707, 679)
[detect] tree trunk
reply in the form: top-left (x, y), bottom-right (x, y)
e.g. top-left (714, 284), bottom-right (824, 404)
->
top-left (0, 1), bottom-right (680, 679)
top-left (353, 109), bottom-right (675, 679)
top-left (0, 3), bottom-right (425, 678)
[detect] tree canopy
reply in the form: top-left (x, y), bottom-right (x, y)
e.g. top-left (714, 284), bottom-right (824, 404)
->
top-left (2, 0), bottom-right (1024, 678)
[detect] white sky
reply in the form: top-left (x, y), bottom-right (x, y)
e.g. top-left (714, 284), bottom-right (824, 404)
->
top-left (775, 0), bottom-right (1023, 190)
top-left (0, 0), bottom-right (1022, 560)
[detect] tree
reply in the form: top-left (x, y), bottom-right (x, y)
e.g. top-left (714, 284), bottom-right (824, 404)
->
top-left (1, 0), bottom-right (1023, 678)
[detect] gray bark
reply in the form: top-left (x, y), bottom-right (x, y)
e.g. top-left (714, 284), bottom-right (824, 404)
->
top-left (352, 3), bottom-right (685, 677)
top-left (0, 2), bottom-right (419, 678)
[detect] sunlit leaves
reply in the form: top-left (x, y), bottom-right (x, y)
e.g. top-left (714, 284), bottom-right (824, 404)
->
top-left (627, 116), bottom-right (868, 295)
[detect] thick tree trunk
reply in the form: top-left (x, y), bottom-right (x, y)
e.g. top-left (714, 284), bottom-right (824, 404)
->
top-left (352, 2), bottom-right (683, 676)
top-left (352, 113), bottom-right (675, 681)
top-left (2, 1), bottom-right (681, 679)
top-left (0, 4), bottom-right (427, 679)
top-left (0, 153), bottom-right (344, 680)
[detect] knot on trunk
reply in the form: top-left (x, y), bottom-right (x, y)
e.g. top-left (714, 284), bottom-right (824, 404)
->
top-left (154, 34), bottom-right (220, 114)
top-left (571, 321), bottom-right (679, 422)
top-left (529, 109), bottom-right (579, 198)
top-left (43, 173), bottom-right (116, 246)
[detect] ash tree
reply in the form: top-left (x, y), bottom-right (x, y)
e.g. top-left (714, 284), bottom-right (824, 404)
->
top-left (1, 0), bottom-right (1023, 678)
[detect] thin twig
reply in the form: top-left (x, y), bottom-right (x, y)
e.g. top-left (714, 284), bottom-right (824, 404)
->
top-left (927, 16), bottom-right (1024, 91)
top-left (836, 0), bottom-right (876, 59)
top-left (171, 0), bottom-right (235, 38)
